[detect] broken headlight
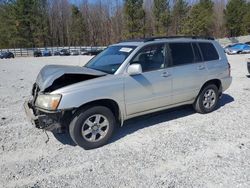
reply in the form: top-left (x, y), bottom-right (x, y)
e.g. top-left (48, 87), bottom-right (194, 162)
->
top-left (35, 94), bottom-right (61, 110)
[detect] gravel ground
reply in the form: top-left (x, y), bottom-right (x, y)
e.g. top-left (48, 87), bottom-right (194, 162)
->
top-left (0, 55), bottom-right (250, 188)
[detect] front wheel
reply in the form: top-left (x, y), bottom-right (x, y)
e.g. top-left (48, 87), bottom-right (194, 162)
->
top-left (193, 84), bottom-right (219, 114)
top-left (69, 106), bottom-right (116, 149)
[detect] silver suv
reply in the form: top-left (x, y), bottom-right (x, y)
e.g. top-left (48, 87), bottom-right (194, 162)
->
top-left (24, 36), bottom-right (232, 149)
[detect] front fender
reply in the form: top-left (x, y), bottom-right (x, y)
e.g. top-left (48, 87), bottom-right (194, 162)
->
top-left (52, 75), bottom-right (126, 123)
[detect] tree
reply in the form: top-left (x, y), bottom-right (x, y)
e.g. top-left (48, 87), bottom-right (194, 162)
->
top-left (182, 0), bottom-right (214, 36)
top-left (32, 0), bottom-right (50, 47)
top-left (171, 0), bottom-right (189, 35)
top-left (0, 2), bottom-right (17, 48)
top-left (123, 0), bottom-right (145, 39)
top-left (213, 0), bottom-right (226, 37)
top-left (242, 2), bottom-right (250, 35)
top-left (13, 0), bottom-right (36, 47)
top-left (224, 0), bottom-right (246, 37)
top-left (110, 0), bottom-right (124, 43)
top-left (153, 0), bottom-right (170, 36)
top-left (69, 5), bottom-right (86, 46)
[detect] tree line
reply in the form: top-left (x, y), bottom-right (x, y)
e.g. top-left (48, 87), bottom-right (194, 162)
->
top-left (0, 0), bottom-right (250, 49)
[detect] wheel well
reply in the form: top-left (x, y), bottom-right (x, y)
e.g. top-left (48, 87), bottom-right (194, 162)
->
top-left (77, 99), bottom-right (121, 125)
top-left (201, 79), bottom-right (222, 93)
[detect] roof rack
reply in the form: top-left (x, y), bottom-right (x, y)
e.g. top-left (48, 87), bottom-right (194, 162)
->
top-left (144, 36), bottom-right (215, 42)
top-left (120, 38), bottom-right (146, 43)
top-left (120, 36), bottom-right (215, 43)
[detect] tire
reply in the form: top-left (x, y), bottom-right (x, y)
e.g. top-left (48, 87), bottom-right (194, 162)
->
top-left (193, 84), bottom-right (219, 114)
top-left (69, 106), bottom-right (116, 149)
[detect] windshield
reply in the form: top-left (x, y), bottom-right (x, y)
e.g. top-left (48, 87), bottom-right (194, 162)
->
top-left (85, 45), bottom-right (136, 74)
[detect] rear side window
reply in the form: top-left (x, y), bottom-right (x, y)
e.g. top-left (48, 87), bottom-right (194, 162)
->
top-left (169, 43), bottom-right (194, 66)
top-left (199, 42), bottom-right (219, 61)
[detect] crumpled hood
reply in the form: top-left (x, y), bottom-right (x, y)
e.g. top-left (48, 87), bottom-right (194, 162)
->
top-left (36, 65), bottom-right (107, 91)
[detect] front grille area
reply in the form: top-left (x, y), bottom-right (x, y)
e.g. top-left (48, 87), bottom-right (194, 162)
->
top-left (31, 83), bottom-right (40, 106)
top-left (32, 83), bottom-right (40, 97)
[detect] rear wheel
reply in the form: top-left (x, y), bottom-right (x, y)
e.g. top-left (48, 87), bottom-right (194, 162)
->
top-left (69, 106), bottom-right (116, 149)
top-left (194, 84), bottom-right (219, 114)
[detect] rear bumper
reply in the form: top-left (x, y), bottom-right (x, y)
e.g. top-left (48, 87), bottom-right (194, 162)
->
top-left (24, 100), bottom-right (63, 131)
top-left (221, 76), bottom-right (232, 92)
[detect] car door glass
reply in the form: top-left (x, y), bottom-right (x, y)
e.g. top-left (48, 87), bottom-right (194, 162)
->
top-left (169, 43), bottom-right (194, 66)
top-left (192, 43), bottom-right (202, 62)
top-left (131, 44), bottom-right (166, 72)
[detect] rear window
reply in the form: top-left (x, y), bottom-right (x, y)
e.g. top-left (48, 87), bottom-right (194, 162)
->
top-left (199, 42), bottom-right (219, 61)
top-left (169, 43), bottom-right (194, 66)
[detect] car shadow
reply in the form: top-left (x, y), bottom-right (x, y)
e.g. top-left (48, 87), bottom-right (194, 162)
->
top-left (217, 93), bottom-right (234, 109)
top-left (111, 93), bottom-right (234, 144)
top-left (52, 94), bottom-right (234, 147)
top-left (52, 130), bottom-right (77, 146)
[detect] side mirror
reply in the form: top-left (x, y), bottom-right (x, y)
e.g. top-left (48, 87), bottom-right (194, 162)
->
top-left (127, 64), bottom-right (142, 75)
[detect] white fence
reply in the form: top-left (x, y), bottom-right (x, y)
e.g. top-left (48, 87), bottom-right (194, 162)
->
top-left (0, 46), bottom-right (106, 57)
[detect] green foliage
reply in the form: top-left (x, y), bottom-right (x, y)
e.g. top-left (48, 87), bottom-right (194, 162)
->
top-left (1, 0), bottom-right (250, 49)
top-left (69, 5), bottom-right (86, 46)
top-left (153, 0), bottom-right (170, 36)
top-left (0, 0), bottom-right (49, 48)
top-left (171, 0), bottom-right (189, 35)
top-left (242, 3), bottom-right (250, 34)
top-left (182, 0), bottom-right (214, 36)
top-left (124, 0), bottom-right (145, 38)
top-left (0, 2), bottom-right (17, 48)
top-left (224, 0), bottom-right (246, 37)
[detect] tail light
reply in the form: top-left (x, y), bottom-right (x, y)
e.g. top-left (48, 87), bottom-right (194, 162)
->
top-left (227, 62), bottom-right (231, 77)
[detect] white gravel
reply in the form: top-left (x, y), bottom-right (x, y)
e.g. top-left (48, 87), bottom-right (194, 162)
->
top-left (0, 55), bottom-right (250, 188)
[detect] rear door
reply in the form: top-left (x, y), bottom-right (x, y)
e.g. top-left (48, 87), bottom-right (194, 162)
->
top-left (170, 42), bottom-right (207, 103)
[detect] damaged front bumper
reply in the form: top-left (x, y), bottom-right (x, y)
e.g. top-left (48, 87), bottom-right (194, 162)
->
top-left (24, 100), bottom-right (64, 132)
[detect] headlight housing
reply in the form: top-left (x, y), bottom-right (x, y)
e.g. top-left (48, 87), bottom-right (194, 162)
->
top-left (35, 94), bottom-right (61, 110)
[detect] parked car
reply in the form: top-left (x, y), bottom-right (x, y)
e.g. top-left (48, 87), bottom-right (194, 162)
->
top-left (42, 50), bottom-right (52, 57)
top-left (59, 49), bottom-right (70, 56)
top-left (80, 48), bottom-right (88, 55)
top-left (225, 43), bottom-right (250, 55)
top-left (24, 36), bottom-right (232, 149)
top-left (70, 50), bottom-right (79, 56)
top-left (33, 50), bottom-right (42, 57)
top-left (84, 48), bottom-right (104, 56)
top-left (53, 51), bottom-right (60, 56)
top-left (0, 51), bottom-right (14, 59)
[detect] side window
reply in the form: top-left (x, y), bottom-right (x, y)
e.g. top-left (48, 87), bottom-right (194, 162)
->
top-left (199, 42), bottom-right (219, 61)
top-left (192, 43), bottom-right (202, 62)
top-left (169, 43), bottom-right (194, 66)
top-left (131, 44), bottom-right (166, 72)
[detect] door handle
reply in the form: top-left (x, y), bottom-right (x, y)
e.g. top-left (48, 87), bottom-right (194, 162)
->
top-left (161, 72), bottom-right (171, 77)
top-left (197, 65), bottom-right (205, 70)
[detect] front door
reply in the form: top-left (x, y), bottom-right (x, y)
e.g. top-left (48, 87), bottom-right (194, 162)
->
top-left (124, 43), bottom-right (173, 115)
